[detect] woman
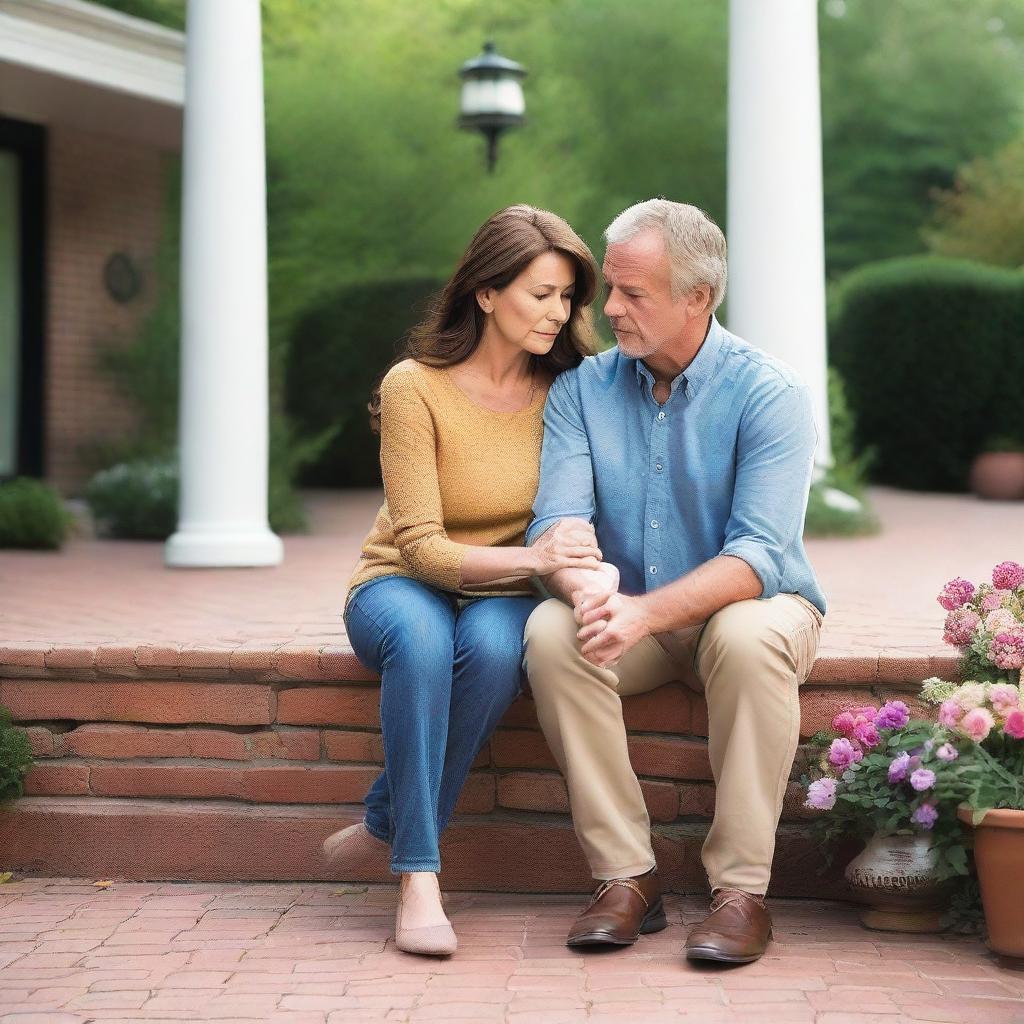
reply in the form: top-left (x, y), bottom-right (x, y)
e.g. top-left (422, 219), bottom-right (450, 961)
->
top-left (325, 206), bottom-right (602, 956)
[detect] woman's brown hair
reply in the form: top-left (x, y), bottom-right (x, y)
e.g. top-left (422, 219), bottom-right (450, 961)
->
top-left (369, 205), bottom-right (599, 431)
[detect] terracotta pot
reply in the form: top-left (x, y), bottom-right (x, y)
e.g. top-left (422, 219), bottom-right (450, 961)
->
top-left (957, 806), bottom-right (1024, 958)
top-left (844, 832), bottom-right (953, 933)
top-left (969, 452), bottom-right (1024, 501)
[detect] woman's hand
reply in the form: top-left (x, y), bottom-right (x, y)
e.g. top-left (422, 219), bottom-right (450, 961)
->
top-left (531, 518), bottom-right (602, 576)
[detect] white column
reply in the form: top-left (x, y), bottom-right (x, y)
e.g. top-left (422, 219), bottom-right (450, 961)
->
top-left (165, 0), bottom-right (283, 567)
top-left (726, 0), bottom-right (831, 467)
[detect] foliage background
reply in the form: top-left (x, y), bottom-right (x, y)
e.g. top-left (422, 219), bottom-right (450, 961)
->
top-left (92, 0), bottom-right (1024, 494)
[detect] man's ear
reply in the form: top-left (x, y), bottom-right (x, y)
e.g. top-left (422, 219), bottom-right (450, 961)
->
top-left (476, 287), bottom-right (495, 314)
top-left (685, 284), bottom-right (712, 319)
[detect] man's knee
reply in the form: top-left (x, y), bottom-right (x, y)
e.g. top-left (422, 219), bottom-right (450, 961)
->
top-left (524, 599), bottom-right (580, 681)
top-left (696, 599), bottom-right (800, 682)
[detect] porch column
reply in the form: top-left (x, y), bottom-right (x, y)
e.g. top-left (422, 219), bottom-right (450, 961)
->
top-left (726, 0), bottom-right (831, 466)
top-left (165, 0), bottom-right (282, 567)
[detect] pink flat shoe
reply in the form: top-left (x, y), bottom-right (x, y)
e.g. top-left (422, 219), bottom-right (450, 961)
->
top-left (321, 821), bottom-right (388, 865)
top-left (395, 894), bottom-right (457, 956)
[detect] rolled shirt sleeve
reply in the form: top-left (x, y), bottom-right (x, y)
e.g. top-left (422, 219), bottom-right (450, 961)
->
top-left (720, 381), bottom-right (818, 600)
top-left (526, 371), bottom-right (597, 546)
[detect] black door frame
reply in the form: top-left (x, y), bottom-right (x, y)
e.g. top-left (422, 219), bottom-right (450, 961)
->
top-left (0, 114), bottom-right (46, 480)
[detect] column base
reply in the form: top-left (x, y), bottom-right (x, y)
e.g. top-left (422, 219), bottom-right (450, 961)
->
top-left (164, 525), bottom-right (284, 568)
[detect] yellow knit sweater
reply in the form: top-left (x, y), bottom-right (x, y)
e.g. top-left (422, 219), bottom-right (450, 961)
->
top-left (346, 359), bottom-right (549, 601)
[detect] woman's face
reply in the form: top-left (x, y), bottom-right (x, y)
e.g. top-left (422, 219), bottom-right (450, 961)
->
top-left (477, 251), bottom-right (577, 356)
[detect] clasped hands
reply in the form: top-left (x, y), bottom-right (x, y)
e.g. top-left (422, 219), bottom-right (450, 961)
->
top-left (571, 563), bottom-right (652, 669)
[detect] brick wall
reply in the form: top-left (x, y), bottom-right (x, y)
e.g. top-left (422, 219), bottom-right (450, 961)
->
top-left (45, 124), bottom-right (173, 494)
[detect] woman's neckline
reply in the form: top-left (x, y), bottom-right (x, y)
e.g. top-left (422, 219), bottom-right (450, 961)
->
top-left (437, 363), bottom-right (548, 416)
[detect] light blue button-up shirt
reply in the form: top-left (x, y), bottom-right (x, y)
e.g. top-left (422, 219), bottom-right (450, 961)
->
top-left (526, 316), bottom-right (826, 615)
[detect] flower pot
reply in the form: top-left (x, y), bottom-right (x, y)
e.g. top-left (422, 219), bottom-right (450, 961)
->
top-left (958, 806), bottom-right (1024, 958)
top-left (969, 452), bottom-right (1024, 501)
top-left (844, 832), bottom-right (953, 933)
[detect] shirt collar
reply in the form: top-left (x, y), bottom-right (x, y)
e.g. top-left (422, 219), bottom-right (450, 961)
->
top-left (632, 315), bottom-right (725, 399)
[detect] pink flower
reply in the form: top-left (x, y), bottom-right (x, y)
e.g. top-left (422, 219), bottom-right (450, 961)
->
top-left (831, 711), bottom-right (856, 736)
top-left (1004, 710), bottom-right (1024, 740)
top-left (910, 768), bottom-right (936, 791)
top-left (938, 577), bottom-right (975, 611)
top-left (912, 803), bottom-right (939, 829)
top-left (959, 707), bottom-right (995, 742)
top-left (936, 743), bottom-right (959, 761)
top-left (943, 607), bottom-right (981, 648)
top-left (804, 778), bottom-right (837, 810)
top-left (852, 720), bottom-right (881, 748)
top-left (992, 561), bottom-right (1024, 591)
top-left (990, 629), bottom-right (1024, 671)
top-left (988, 683), bottom-right (1020, 717)
top-left (849, 705), bottom-right (878, 722)
top-left (938, 699), bottom-right (963, 728)
top-left (887, 752), bottom-right (911, 783)
top-left (828, 737), bottom-right (863, 771)
top-left (982, 591), bottom-right (1004, 612)
top-left (874, 701), bottom-right (910, 731)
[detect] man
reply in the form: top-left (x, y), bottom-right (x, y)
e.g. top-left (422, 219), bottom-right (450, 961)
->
top-left (523, 198), bottom-right (826, 965)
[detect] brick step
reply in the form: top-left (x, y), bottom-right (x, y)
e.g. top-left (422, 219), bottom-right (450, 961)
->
top-left (0, 796), bottom-right (851, 898)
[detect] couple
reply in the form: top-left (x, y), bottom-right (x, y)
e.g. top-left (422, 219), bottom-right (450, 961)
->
top-left (328, 199), bottom-right (826, 963)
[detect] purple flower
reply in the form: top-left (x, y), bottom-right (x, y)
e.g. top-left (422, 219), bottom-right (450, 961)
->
top-left (938, 577), bottom-right (975, 611)
top-left (992, 561), bottom-right (1024, 591)
top-left (804, 778), bottom-right (837, 810)
top-left (912, 803), bottom-right (939, 829)
top-left (887, 751), bottom-right (911, 783)
top-left (936, 743), bottom-right (959, 761)
top-left (874, 701), bottom-right (910, 731)
top-left (910, 768), bottom-right (936, 791)
top-left (943, 607), bottom-right (981, 648)
top-left (828, 737), bottom-right (863, 771)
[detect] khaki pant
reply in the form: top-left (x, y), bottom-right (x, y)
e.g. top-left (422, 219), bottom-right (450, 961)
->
top-left (523, 593), bottom-right (822, 895)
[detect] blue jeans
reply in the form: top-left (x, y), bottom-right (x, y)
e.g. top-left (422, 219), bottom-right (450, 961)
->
top-left (344, 575), bottom-right (537, 874)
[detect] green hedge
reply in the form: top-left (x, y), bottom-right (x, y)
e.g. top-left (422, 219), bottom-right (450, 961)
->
top-left (285, 278), bottom-right (443, 487)
top-left (829, 257), bottom-right (1024, 491)
top-left (0, 706), bottom-right (32, 803)
top-left (0, 478), bottom-right (71, 549)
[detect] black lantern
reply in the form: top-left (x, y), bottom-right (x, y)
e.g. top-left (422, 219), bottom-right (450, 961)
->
top-left (458, 41), bottom-right (527, 173)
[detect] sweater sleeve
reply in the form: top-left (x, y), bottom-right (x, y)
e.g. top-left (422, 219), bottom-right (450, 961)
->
top-left (378, 366), bottom-right (469, 590)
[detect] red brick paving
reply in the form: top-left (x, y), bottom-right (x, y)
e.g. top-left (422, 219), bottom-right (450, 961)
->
top-left (0, 878), bottom-right (1021, 1023)
top-left (2, 486), bottom-right (1020, 678)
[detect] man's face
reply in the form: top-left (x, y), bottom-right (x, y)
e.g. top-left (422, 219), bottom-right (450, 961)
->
top-left (602, 230), bottom-right (687, 360)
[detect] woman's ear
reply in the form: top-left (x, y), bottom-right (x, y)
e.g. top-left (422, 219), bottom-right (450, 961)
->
top-left (475, 287), bottom-right (494, 314)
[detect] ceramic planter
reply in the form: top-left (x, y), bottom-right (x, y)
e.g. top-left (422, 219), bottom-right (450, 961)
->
top-left (969, 452), bottom-right (1024, 501)
top-left (957, 806), bottom-right (1024, 958)
top-left (844, 832), bottom-right (953, 932)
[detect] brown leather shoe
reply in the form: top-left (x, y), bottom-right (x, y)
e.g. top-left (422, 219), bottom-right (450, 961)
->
top-left (566, 868), bottom-right (667, 947)
top-left (685, 888), bottom-right (773, 964)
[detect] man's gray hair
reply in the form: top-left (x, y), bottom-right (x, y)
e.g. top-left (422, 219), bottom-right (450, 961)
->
top-left (604, 199), bottom-right (728, 311)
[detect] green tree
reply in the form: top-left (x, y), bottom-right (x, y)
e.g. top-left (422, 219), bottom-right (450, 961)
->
top-left (925, 133), bottom-right (1024, 267)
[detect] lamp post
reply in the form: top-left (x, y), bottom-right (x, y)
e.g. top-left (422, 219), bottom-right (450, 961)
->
top-left (458, 41), bottom-right (526, 173)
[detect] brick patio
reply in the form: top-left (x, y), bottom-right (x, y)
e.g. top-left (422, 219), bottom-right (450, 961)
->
top-left (2, 486), bottom-right (1023, 1019)
top-left (0, 877), bottom-right (1022, 1024)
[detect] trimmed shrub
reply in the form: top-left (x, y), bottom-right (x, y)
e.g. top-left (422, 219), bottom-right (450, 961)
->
top-left (85, 456), bottom-right (178, 540)
top-left (0, 478), bottom-right (71, 549)
top-left (829, 257), bottom-right (1024, 491)
top-left (285, 278), bottom-right (443, 487)
top-left (0, 707), bottom-right (32, 803)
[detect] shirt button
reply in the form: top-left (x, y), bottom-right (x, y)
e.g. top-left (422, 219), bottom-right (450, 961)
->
top-left (651, 520), bottom-right (659, 529)
top-left (655, 463), bottom-right (663, 472)
top-left (650, 565), bottom-right (658, 575)
top-left (657, 411), bottom-right (666, 421)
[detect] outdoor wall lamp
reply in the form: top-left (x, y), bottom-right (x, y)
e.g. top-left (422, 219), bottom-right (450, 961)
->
top-left (457, 41), bottom-right (526, 173)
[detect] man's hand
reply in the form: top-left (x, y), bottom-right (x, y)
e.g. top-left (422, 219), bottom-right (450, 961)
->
top-left (575, 590), bottom-right (652, 668)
